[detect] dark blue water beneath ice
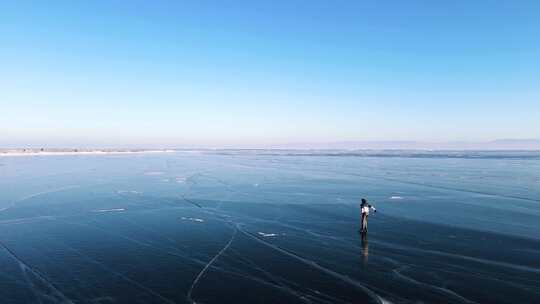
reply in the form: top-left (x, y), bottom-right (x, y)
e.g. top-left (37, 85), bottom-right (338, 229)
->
top-left (0, 151), bottom-right (539, 303)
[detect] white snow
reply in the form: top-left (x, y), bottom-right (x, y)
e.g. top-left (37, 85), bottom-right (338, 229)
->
top-left (94, 208), bottom-right (125, 213)
top-left (258, 232), bottom-right (279, 237)
top-left (180, 217), bottom-right (204, 223)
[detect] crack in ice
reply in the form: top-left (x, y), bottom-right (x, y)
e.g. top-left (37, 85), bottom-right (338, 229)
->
top-left (187, 226), bottom-right (237, 304)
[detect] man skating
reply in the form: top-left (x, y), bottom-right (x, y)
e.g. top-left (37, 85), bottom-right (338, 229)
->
top-left (360, 198), bottom-right (376, 233)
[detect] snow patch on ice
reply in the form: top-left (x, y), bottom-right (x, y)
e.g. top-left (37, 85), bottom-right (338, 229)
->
top-left (258, 232), bottom-right (279, 237)
top-left (94, 208), bottom-right (125, 213)
top-left (144, 171), bottom-right (164, 176)
top-left (180, 217), bottom-right (204, 223)
top-left (117, 190), bottom-right (142, 195)
top-left (390, 196), bottom-right (403, 200)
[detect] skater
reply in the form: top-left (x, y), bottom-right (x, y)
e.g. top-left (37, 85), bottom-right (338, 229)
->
top-left (360, 198), bottom-right (376, 233)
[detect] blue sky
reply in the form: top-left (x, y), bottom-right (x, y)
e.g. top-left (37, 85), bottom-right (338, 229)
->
top-left (1, 1), bottom-right (539, 147)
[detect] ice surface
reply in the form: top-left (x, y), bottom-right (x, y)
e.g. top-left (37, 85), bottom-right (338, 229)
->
top-left (0, 151), bottom-right (538, 303)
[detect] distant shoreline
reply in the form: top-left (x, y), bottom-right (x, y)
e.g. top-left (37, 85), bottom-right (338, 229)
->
top-left (0, 149), bottom-right (176, 157)
top-left (1, 149), bottom-right (539, 160)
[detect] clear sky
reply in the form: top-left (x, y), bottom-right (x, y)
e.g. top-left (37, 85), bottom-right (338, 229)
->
top-left (1, 1), bottom-right (539, 147)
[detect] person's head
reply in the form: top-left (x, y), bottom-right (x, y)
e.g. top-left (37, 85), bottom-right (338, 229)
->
top-left (361, 198), bottom-right (367, 205)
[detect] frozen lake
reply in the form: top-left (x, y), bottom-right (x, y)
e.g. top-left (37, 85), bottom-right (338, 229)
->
top-left (0, 151), bottom-right (539, 303)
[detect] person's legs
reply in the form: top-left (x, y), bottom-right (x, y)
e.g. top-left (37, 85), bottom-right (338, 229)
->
top-left (361, 214), bottom-right (368, 232)
top-left (364, 215), bottom-right (368, 232)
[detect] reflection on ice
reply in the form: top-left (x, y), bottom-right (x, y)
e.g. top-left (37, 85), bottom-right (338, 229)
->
top-left (360, 232), bottom-right (369, 266)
